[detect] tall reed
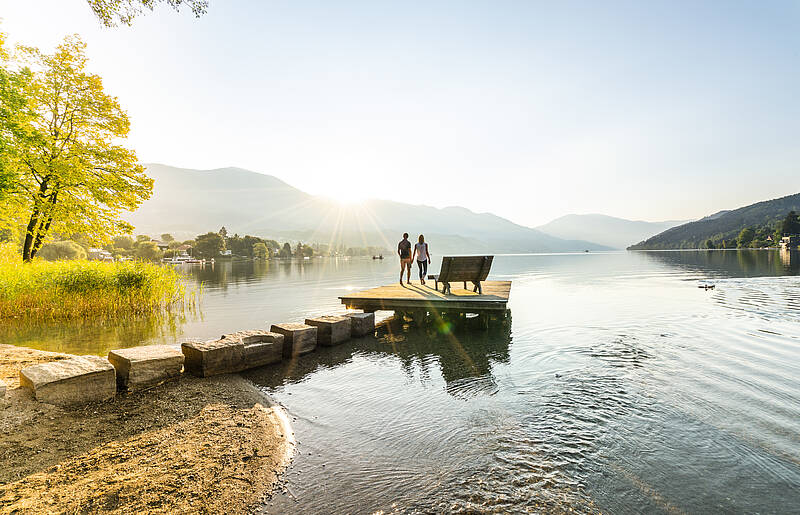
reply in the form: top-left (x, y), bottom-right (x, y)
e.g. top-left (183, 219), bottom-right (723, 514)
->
top-left (0, 258), bottom-right (196, 320)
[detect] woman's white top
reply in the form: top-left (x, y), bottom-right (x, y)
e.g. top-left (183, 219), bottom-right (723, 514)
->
top-left (415, 242), bottom-right (428, 261)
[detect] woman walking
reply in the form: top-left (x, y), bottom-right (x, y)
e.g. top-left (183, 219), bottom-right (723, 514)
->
top-left (412, 234), bottom-right (431, 285)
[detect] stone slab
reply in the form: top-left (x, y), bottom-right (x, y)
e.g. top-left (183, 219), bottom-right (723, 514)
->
top-left (270, 323), bottom-right (317, 358)
top-left (19, 356), bottom-right (116, 406)
top-left (347, 312), bottom-right (375, 337)
top-left (181, 339), bottom-right (245, 377)
top-left (305, 315), bottom-right (352, 346)
top-left (108, 345), bottom-right (184, 392)
top-left (221, 330), bottom-right (284, 368)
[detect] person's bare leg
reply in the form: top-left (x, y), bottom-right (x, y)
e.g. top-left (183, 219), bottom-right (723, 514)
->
top-left (406, 261), bottom-right (412, 283)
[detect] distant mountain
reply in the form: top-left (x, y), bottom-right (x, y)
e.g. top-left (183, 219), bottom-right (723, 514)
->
top-left (125, 164), bottom-right (611, 254)
top-left (629, 193), bottom-right (800, 250)
top-left (536, 214), bottom-right (687, 250)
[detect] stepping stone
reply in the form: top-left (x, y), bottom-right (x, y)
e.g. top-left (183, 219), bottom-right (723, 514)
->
top-left (305, 315), bottom-right (352, 346)
top-left (108, 345), bottom-right (185, 392)
top-left (181, 339), bottom-right (245, 377)
top-left (347, 312), bottom-right (375, 337)
top-left (220, 330), bottom-right (284, 368)
top-left (19, 356), bottom-right (116, 406)
top-left (270, 323), bottom-right (317, 358)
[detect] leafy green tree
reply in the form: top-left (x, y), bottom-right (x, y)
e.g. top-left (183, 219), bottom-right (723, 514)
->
top-left (780, 211), bottom-right (800, 236)
top-left (160, 233), bottom-right (174, 242)
top-left (136, 235), bottom-right (151, 243)
top-left (37, 240), bottom-right (87, 261)
top-left (135, 241), bottom-right (162, 261)
top-left (113, 235), bottom-right (134, 249)
top-left (218, 226), bottom-right (228, 240)
top-left (737, 227), bottom-right (755, 248)
top-left (0, 33), bottom-right (32, 235)
top-left (704, 239), bottom-right (715, 249)
top-left (194, 232), bottom-right (224, 258)
top-left (264, 239), bottom-right (280, 252)
top-left (2, 37), bottom-right (152, 262)
top-left (253, 242), bottom-right (268, 260)
top-left (85, 0), bottom-right (208, 27)
top-left (279, 242), bottom-right (292, 258)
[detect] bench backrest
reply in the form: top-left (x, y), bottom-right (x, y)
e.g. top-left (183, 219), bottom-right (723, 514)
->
top-left (438, 256), bottom-right (493, 283)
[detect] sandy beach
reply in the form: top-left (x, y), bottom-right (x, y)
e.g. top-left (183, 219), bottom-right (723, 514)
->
top-left (0, 344), bottom-right (294, 514)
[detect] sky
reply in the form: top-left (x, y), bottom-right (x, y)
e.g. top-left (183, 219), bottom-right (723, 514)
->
top-left (1, 0), bottom-right (799, 227)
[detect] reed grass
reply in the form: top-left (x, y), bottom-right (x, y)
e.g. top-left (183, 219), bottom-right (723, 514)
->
top-left (0, 258), bottom-right (196, 320)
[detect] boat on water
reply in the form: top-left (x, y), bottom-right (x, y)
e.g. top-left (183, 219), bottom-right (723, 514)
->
top-left (372, 255), bottom-right (384, 260)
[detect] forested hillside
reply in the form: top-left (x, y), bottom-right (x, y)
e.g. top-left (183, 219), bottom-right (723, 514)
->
top-left (629, 193), bottom-right (800, 249)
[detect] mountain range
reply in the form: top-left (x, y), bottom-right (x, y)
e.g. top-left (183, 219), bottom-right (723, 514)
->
top-left (126, 164), bottom-right (614, 254)
top-left (629, 192), bottom-right (800, 249)
top-left (536, 214), bottom-right (687, 250)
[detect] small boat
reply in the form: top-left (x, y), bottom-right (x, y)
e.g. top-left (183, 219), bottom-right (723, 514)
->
top-left (372, 255), bottom-right (384, 260)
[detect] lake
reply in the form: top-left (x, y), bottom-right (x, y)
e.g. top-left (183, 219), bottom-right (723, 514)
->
top-left (8, 250), bottom-right (800, 513)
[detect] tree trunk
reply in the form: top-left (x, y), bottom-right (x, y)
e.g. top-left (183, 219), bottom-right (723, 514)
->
top-left (22, 203), bottom-right (41, 263)
top-left (30, 192), bottom-right (58, 260)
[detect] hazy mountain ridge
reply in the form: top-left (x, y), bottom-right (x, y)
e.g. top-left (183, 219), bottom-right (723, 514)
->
top-left (629, 193), bottom-right (800, 250)
top-left (536, 214), bottom-right (687, 250)
top-left (126, 164), bottom-right (610, 253)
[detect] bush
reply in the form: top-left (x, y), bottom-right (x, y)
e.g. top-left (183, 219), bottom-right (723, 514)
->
top-left (0, 259), bottom-right (195, 320)
top-left (36, 241), bottom-right (87, 261)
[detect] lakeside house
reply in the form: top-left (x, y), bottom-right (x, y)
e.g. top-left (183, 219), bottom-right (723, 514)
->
top-left (779, 235), bottom-right (799, 250)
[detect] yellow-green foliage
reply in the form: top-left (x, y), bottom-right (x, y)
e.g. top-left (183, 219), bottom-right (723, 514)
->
top-left (0, 257), bottom-right (194, 320)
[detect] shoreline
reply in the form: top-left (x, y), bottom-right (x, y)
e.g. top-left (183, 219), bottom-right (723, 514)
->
top-left (0, 344), bottom-right (294, 514)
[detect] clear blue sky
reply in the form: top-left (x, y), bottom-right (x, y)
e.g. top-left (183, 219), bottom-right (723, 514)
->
top-left (2, 0), bottom-right (799, 226)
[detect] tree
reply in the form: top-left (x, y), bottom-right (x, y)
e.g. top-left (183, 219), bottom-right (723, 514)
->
top-left (85, 0), bottom-right (208, 27)
top-left (2, 37), bottom-right (152, 262)
top-left (0, 33), bottom-right (32, 233)
top-left (264, 239), bottom-right (280, 252)
top-left (135, 241), bottom-right (162, 261)
top-left (194, 232), bottom-right (224, 258)
top-left (218, 226), bottom-right (228, 240)
top-left (113, 235), bottom-right (134, 249)
top-left (37, 240), bottom-right (87, 261)
top-left (160, 233), bottom-right (174, 242)
top-left (279, 242), bottom-right (292, 258)
top-left (737, 227), bottom-right (755, 248)
top-left (136, 234), bottom-right (151, 243)
top-left (780, 211), bottom-right (800, 236)
top-left (704, 239), bottom-right (715, 249)
top-left (253, 242), bottom-right (268, 260)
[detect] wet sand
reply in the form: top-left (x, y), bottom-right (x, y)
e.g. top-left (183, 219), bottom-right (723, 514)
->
top-left (0, 344), bottom-right (294, 514)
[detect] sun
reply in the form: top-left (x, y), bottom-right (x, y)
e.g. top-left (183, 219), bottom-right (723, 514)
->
top-left (323, 188), bottom-right (365, 206)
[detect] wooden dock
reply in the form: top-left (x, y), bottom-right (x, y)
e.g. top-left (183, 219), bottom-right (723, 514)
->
top-left (340, 281), bottom-right (511, 314)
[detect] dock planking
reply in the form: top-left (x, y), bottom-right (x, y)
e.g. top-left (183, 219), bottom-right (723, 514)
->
top-left (340, 281), bottom-right (511, 313)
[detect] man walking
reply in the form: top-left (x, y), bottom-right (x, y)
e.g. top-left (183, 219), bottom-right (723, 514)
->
top-left (398, 233), bottom-right (412, 285)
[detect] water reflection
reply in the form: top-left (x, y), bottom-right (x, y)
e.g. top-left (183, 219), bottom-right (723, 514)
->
top-left (639, 249), bottom-right (800, 277)
top-left (246, 315), bottom-right (512, 400)
top-left (0, 311), bottom-right (189, 356)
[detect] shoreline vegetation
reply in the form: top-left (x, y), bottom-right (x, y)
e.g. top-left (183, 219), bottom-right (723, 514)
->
top-left (0, 344), bottom-right (294, 514)
top-left (0, 256), bottom-right (195, 321)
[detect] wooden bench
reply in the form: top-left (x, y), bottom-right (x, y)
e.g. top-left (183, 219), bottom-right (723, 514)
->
top-left (428, 256), bottom-right (493, 294)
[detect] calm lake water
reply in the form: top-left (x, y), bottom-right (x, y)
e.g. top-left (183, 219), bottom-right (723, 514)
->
top-left (9, 250), bottom-right (800, 513)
